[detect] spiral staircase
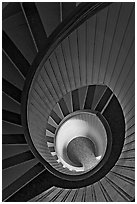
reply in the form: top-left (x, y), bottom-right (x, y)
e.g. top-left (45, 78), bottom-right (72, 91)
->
top-left (2, 2), bottom-right (135, 202)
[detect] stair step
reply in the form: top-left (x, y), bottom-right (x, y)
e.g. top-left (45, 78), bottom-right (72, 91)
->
top-left (77, 22), bottom-right (86, 86)
top-left (69, 30), bottom-right (81, 88)
top-left (75, 187), bottom-right (85, 202)
top-left (55, 45), bottom-right (71, 92)
top-left (92, 6), bottom-right (109, 84)
top-left (37, 75), bottom-right (56, 107)
top-left (46, 136), bottom-right (54, 143)
top-left (29, 186), bottom-right (56, 201)
top-left (63, 92), bottom-right (73, 113)
top-left (98, 181), bottom-right (112, 201)
top-left (101, 177), bottom-right (127, 202)
top-left (32, 89), bottom-right (51, 115)
top-left (61, 38), bottom-right (76, 90)
top-left (72, 89), bottom-right (80, 111)
top-left (54, 189), bottom-right (70, 202)
top-left (3, 31), bottom-right (30, 78)
top-left (2, 134), bottom-right (27, 145)
top-left (123, 93), bottom-right (134, 114)
top-left (110, 171), bottom-right (134, 185)
top-left (30, 97), bottom-right (49, 120)
top-left (126, 116), bottom-right (135, 129)
top-left (111, 166), bottom-right (135, 180)
top-left (2, 110), bottom-right (21, 126)
top-left (2, 159), bottom-right (38, 190)
top-left (2, 145), bottom-right (29, 160)
top-left (106, 174), bottom-right (134, 200)
top-left (122, 150), bottom-right (135, 159)
top-left (3, 12), bottom-right (36, 64)
top-left (116, 159), bottom-right (135, 169)
top-left (2, 51), bottom-right (24, 90)
top-left (92, 85), bottom-right (106, 110)
top-left (84, 85), bottom-right (96, 109)
top-left (40, 67), bottom-right (59, 102)
top-left (119, 77), bottom-right (134, 107)
top-left (78, 86), bottom-right (88, 110)
top-left (123, 140), bottom-right (135, 152)
top-left (114, 58), bottom-right (134, 97)
top-left (85, 186), bottom-right (92, 201)
top-left (29, 106), bottom-right (48, 129)
top-left (50, 110), bottom-right (61, 125)
top-left (46, 130), bottom-right (55, 138)
top-left (2, 78), bottom-right (22, 104)
top-left (49, 53), bottom-right (67, 95)
top-left (42, 187), bottom-right (61, 201)
top-left (2, 121), bottom-right (23, 134)
top-left (2, 163), bottom-right (45, 201)
top-left (2, 92), bottom-right (21, 114)
top-left (125, 132), bottom-right (135, 143)
top-left (94, 182), bottom-right (106, 202)
top-left (86, 14), bottom-right (96, 85)
top-left (48, 116), bottom-right (58, 128)
top-left (58, 98), bottom-right (70, 117)
top-left (109, 9), bottom-right (134, 91)
top-left (104, 3), bottom-right (133, 85)
top-left (98, 3), bottom-right (120, 83)
top-left (45, 60), bottom-right (63, 99)
top-left (71, 189), bottom-right (79, 202)
top-left (34, 83), bottom-right (53, 110)
top-left (2, 150), bottom-right (35, 170)
top-left (91, 185), bottom-right (97, 201)
top-left (36, 2), bottom-right (60, 37)
top-left (95, 87), bottom-right (112, 112)
top-left (21, 3), bottom-right (47, 52)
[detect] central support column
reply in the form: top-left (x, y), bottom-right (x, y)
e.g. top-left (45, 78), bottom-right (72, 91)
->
top-left (67, 137), bottom-right (98, 170)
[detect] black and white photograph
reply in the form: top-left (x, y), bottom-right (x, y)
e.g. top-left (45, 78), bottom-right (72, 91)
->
top-left (2, 1), bottom-right (135, 202)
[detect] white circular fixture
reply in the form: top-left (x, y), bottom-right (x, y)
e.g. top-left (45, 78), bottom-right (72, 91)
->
top-left (54, 111), bottom-right (107, 173)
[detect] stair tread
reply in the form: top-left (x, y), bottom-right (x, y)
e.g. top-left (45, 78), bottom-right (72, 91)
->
top-left (55, 45), bottom-right (71, 92)
top-left (36, 2), bottom-right (60, 37)
top-left (2, 92), bottom-right (21, 114)
top-left (63, 92), bottom-right (73, 114)
top-left (37, 75), bottom-right (56, 107)
top-left (48, 116), bottom-right (58, 128)
top-left (2, 159), bottom-right (38, 190)
top-left (92, 6), bottom-right (109, 84)
top-left (106, 174), bottom-right (134, 200)
top-left (49, 53), bottom-right (67, 95)
top-left (3, 12), bottom-right (37, 63)
top-left (78, 86), bottom-right (88, 110)
top-left (43, 187), bottom-right (61, 201)
top-left (2, 52), bottom-right (24, 90)
top-left (61, 38), bottom-right (76, 90)
top-left (86, 14), bottom-right (96, 85)
top-left (2, 145), bottom-right (29, 160)
top-left (29, 187), bottom-right (56, 201)
top-left (94, 182), bottom-right (106, 202)
top-left (104, 3), bottom-right (133, 85)
top-left (77, 22), bottom-right (86, 87)
top-left (101, 177), bottom-right (127, 202)
top-left (69, 30), bottom-right (81, 88)
top-left (54, 189), bottom-right (70, 202)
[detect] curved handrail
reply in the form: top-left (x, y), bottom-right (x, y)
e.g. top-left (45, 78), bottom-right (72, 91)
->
top-left (21, 2), bottom-right (112, 181)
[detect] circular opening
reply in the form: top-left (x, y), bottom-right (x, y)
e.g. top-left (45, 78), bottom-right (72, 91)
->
top-left (55, 111), bottom-right (107, 173)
